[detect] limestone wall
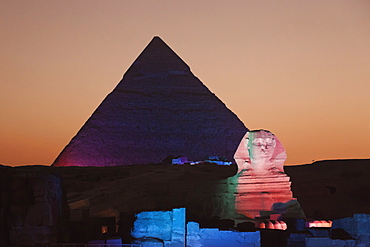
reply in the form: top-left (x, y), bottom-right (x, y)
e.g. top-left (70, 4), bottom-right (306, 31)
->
top-left (131, 208), bottom-right (260, 247)
top-left (132, 208), bottom-right (186, 247)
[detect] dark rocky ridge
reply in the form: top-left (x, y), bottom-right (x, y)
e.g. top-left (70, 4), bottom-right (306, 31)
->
top-left (7, 159), bottom-right (370, 219)
top-left (48, 162), bottom-right (238, 220)
top-left (52, 37), bottom-right (248, 167)
top-left (2, 159), bottom-right (370, 244)
top-left (50, 158), bottom-right (370, 221)
top-left (285, 159), bottom-right (370, 219)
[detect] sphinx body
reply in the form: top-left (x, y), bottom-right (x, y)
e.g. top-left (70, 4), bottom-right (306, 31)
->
top-left (233, 130), bottom-right (298, 219)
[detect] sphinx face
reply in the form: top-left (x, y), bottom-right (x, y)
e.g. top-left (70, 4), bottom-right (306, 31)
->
top-left (248, 131), bottom-right (276, 160)
top-left (234, 129), bottom-right (287, 174)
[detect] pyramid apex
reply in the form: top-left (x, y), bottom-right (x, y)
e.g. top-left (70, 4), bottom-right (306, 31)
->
top-left (125, 36), bottom-right (190, 75)
top-left (146, 36), bottom-right (168, 47)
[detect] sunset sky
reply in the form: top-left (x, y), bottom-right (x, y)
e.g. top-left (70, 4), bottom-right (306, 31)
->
top-left (1, 0), bottom-right (369, 166)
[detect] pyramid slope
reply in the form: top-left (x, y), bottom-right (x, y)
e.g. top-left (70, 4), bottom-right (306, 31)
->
top-left (52, 37), bottom-right (248, 167)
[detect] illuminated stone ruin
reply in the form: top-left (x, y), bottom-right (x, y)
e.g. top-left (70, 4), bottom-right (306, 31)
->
top-left (307, 220), bottom-right (332, 228)
top-left (258, 220), bottom-right (287, 230)
top-left (131, 208), bottom-right (261, 247)
top-left (52, 36), bottom-right (247, 167)
top-left (233, 130), bottom-right (301, 219)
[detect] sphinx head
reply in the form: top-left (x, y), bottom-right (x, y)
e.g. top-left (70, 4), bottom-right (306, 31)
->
top-left (247, 130), bottom-right (276, 160)
top-left (234, 130), bottom-right (287, 173)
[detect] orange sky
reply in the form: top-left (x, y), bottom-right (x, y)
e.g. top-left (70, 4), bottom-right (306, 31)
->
top-left (1, 0), bottom-right (369, 166)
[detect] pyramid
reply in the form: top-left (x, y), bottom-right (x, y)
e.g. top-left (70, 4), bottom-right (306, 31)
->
top-left (52, 37), bottom-right (248, 167)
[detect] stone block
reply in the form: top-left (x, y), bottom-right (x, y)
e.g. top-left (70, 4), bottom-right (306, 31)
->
top-left (332, 239), bottom-right (346, 247)
top-left (355, 235), bottom-right (370, 246)
top-left (305, 237), bottom-right (332, 247)
top-left (308, 228), bottom-right (330, 237)
top-left (333, 217), bottom-right (355, 238)
top-left (186, 222), bottom-right (202, 247)
top-left (196, 229), bottom-right (259, 247)
top-left (333, 214), bottom-right (370, 239)
top-left (171, 208), bottom-right (186, 247)
top-left (131, 208), bottom-right (186, 245)
top-left (132, 210), bottom-right (172, 240)
top-left (344, 240), bottom-right (356, 247)
top-left (354, 214), bottom-right (370, 236)
top-left (286, 233), bottom-right (309, 247)
top-left (238, 232), bottom-right (260, 246)
top-left (331, 239), bottom-right (356, 247)
top-left (199, 228), bottom-right (220, 240)
top-left (187, 222), bottom-right (200, 234)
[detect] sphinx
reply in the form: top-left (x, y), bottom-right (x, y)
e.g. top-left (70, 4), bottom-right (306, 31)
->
top-left (233, 130), bottom-right (298, 219)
